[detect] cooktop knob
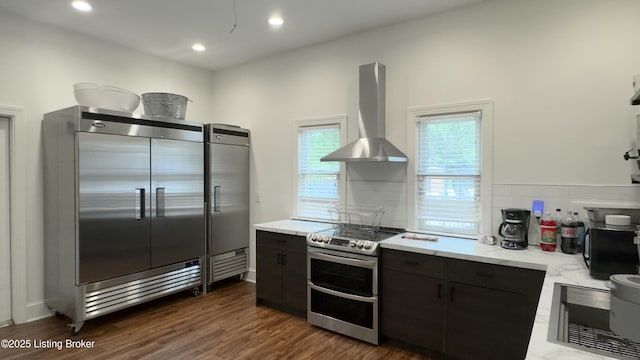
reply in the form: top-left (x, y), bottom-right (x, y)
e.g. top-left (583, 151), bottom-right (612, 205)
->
top-left (363, 241), bottom-right (372, 250)
top-left (357, 241), bottom-right (364, 248)
top-left (323, 236), bottom-right (331, 243)
top-left (349, 240), bottom-right (357, 247)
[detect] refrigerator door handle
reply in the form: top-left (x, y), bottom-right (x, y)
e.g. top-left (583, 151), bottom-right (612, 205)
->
top-left (135, 188), bottom-right (146, 220)
top-left (156, 187), bottom-right (165, 217)
top-left (213, 185), bottom-right (221, 213)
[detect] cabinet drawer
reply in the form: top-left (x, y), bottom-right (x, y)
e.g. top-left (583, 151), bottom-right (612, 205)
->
top-left (256, 230), bottom-right (307, 254)
top-left (448, 259), bottom-right (527, 294)
top-left (382, 249), bottom-right (445, 279)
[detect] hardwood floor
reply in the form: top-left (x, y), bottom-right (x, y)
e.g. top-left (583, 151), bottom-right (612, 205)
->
top-left (0, 280), bottom-right (431, 360)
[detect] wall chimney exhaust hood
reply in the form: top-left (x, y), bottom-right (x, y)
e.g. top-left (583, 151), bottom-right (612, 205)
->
top-left (321, 62), bottom-right (408, 162)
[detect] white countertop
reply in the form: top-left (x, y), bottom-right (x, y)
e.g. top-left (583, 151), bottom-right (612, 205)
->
top-left (253, 220), bottom-right (616, 359)
top-left (253, 219), bottom-right (334, 236)
top-left (381, 234), bottom-right (614, 360)
top-left (382, 234), bottom-right (550, 271)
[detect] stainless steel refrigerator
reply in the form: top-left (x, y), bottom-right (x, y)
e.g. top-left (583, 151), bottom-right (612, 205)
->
top-left (44, 106), bottom-right (205, 334)
top-left (205, 124), bottom-right (250, 284)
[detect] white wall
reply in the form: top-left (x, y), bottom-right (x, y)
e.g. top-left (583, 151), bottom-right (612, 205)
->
top-left (4, 0), bottom-right (640, 322)
top-left (0, 10), bottom-right (213, 322)
top-left (209, 0), bottom-right (640, 274)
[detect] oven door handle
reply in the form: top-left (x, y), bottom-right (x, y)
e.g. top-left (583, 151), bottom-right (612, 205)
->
top-left (308, 282), bottom-right (376, 303)
top-left (309, 250), bottom-right (377, 269)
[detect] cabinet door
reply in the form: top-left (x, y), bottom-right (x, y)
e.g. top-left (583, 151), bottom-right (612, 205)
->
top-left (446, 283), bottom-right (527, 360)
top-left (381, 269), bottom-right (444, 351)
top-left (256, 245), bottom-right (283, 304)
top-left (150, 139), bottom-right (205, 267)
top-left (281, 250), bottom-right (307, 315)
top-left (208, 142), bottom-right (250, 255)
top-left (78, 133), bottom-right (151, 283)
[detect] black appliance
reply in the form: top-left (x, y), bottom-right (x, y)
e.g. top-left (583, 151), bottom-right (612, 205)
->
top-left (583, 222), bottom-right (640, 280)
top-left (499, 208), bottom-right (531, 250)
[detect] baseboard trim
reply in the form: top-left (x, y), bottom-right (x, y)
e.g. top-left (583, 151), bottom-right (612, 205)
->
top-left (26, 301), bottom-right (53, 323)
top-left (245, 269), bottom-right (256, 283)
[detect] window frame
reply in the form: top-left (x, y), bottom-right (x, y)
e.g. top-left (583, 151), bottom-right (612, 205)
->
top-left (406, 101), bottom-right (493, 238)
top-left (293, 115), bottom-right (347, 221)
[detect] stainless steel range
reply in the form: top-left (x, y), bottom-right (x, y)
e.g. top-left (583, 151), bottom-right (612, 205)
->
top-left (307, 227), bottom-right (399, 255)
top-left (306, 206), bottom-right (402, 345)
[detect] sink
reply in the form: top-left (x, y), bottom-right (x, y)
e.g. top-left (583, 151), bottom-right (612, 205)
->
top-left (548, 283), bottom-right (640, 359)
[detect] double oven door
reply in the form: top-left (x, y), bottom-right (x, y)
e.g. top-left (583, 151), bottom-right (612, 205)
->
top-left (307, 246), bottom-right (379, 345)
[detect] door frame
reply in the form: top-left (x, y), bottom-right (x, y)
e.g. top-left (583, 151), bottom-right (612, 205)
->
top-left (0, 116), bottom-right (10, 326)
top-left (0, 105), bottom-right (28, 324)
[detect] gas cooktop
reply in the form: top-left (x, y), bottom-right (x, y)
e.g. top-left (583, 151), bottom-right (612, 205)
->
top-left (306, 227), bottom-right (404, 256)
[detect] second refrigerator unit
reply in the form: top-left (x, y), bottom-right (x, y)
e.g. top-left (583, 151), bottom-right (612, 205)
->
top-left (206, 124), bottom-right (250, 284)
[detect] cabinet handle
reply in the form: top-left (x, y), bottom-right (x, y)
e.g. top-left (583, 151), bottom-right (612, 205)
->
top-left (135, 188), bottom-right (146, 220)
top-left (450, 286), bottom-right (455, 303)
top-left (213, 185), bottom-right (221, 213)
top-left (437, 283), bottom-right (442, 299)
top-left (403, 260), bottom-right (419, 266)
top-left (282, 254), bottom-right (287, 266)
top-left (156, 187), bottom-right (165, 217)
top-left (475, 271), bottom-right (494, 279)
top-left (276, 253), bottom-right (281, 265)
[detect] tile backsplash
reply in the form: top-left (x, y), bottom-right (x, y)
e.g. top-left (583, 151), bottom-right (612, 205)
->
top-left (344, 169), bottom-right (640, 244)
top-left (345, 162), bottom-right (407, 229)
top-left (492, 184), bottom-right (640, 245)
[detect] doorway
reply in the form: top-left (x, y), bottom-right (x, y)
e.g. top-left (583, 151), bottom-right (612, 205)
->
top-left (0, 116), bottom-right (11, 325)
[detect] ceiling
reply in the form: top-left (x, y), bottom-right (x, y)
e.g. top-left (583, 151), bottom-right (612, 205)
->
top-left (0, 0), bottom-right (483, 72)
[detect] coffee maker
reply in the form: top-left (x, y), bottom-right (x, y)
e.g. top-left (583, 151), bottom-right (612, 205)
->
top-left (499, 208), bottom-right (531, 250)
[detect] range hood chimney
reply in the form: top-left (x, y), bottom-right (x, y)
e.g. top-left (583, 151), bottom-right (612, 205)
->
top-left (321, 63), bottom-right (408, 162)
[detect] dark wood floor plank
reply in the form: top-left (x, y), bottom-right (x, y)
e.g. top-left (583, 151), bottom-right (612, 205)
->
top-left (0, 280), bottom-right (430, 359)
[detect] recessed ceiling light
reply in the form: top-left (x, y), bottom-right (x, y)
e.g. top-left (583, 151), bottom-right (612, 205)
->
top-left (192, 43), bottom-right (206, 52)
top-left (268, 16), bottom-right (284, 27)
top-left (71, 1), bottom-right (92, 12)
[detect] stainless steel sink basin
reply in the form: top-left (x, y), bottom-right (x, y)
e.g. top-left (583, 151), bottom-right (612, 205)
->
top-left (548, 283), bottom-right (640, 359)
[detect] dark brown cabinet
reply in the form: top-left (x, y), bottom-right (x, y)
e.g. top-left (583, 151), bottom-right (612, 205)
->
top-left (446, 257), bottom-right (536, 360)
top-left (446, 283), bottom-right (527, 360)
top-left (256, 230), bottom-right (307, 317)
top-left (380, 249), bottom-right (544, 360)
top-left (381, 249), bottom-right (445, 352)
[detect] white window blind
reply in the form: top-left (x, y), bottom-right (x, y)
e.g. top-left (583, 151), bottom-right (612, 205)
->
top-left (297, 124), bottom-right (340, 220)
top-left (416, 112), bottom-right (481, 236)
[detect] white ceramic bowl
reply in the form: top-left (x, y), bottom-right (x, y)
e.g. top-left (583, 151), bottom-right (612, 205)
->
top-left (73, 83), bottom-right (140, 113)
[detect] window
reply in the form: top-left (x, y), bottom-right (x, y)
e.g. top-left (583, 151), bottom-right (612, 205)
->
top-left (295, 117), bottom-right (345, 220)
top-left (408, 101), bottom-right (493, 238)
top-left (417, 112), bottom-right (480, 235)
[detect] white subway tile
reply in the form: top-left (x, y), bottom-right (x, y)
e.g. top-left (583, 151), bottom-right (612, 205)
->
top-left (348, 180), bottom-right (405, 193)
top-left (568, 185), bottom-right (638, 202)
top-left (492, 185), bottom-right (512, 196)
top-left (347, 163), bottom-right (406, 182)
top-left (510, 185), bottom-right (570, 199)
top-left (492, 196), bottom-right (533, 209)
